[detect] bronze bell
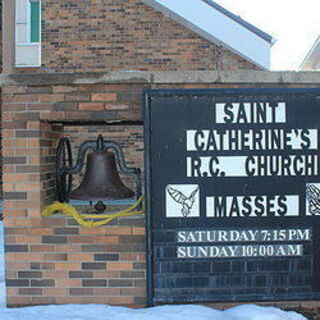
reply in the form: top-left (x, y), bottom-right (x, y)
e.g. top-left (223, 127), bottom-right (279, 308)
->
top-left (69, 151), bottom-right (134, 201)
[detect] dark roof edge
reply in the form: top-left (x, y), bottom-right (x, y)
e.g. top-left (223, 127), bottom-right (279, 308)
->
top-left (201, 0), bottom-right (274, 44)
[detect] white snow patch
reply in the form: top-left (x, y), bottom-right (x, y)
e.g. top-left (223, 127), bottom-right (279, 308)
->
top-left (0, 222), bottom-right (307, 320)
top-left (220, 305), bottom-right (306, 320)
top-left (0, 304), bottom-right (307, 320)
top-left (1, 304), bottom-right (307, 320)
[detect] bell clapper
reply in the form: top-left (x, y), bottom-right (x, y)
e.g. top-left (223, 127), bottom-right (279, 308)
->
top-left (95, 201), bottom-right (107, 213)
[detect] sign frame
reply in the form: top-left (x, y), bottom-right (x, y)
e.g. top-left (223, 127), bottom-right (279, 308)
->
top-left (144, 87), bottom-right (320, 306)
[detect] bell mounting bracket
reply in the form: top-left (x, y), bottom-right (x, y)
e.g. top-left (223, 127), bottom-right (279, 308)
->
top-left (56, 135), bottom-right (142, 203)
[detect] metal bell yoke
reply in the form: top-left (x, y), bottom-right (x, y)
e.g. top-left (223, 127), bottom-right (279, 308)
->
top-left (56, 135), bottom-right (142, 211)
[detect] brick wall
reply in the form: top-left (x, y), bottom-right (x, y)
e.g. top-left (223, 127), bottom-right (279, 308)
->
top-left (2, 82), bottom-right (148, 306)
top-left (2, 77), bottom-right (320, 314)
top-left (16, 0), bottom-right (260, 73)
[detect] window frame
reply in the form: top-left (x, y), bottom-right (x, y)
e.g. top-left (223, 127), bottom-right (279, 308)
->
top-left (15, 0), bottom-right (41, 67)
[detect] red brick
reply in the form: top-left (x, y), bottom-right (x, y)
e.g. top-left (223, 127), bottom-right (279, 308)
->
top-left (92, 93), bottom-right (117, 101)
top-left (78, 102), bottom-right (104, 111)
top-left (39, 94), bottom-right (64, 102)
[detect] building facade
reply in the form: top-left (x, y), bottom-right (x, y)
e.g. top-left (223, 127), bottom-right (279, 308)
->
top-left (1, 0), bottom-right (320, 317)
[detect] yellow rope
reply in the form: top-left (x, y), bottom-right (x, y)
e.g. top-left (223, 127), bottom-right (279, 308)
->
top-left (41, 196), bottom-right (144, 228)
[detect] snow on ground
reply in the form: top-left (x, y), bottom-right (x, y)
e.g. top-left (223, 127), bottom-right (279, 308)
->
top-left (0, 304), bottom-right (308, 320)
top-left (0, 221), bottom-right (307, 320)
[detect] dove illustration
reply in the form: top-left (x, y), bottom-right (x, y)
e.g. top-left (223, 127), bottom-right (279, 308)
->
top-left (306, 184), bottom-right (320, 215)
top-left (167, 186), bottom-right (199, 217)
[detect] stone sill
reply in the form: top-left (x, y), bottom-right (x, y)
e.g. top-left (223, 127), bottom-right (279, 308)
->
top-left (0, 70), bottom-right (320, 86)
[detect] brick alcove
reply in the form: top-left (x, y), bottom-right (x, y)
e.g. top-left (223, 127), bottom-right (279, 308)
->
top-left (2, 81), bottom-right (147, 306)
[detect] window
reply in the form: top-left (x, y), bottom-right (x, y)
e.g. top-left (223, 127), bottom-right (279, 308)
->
top-left (15, 0), bottom-right (41, 67)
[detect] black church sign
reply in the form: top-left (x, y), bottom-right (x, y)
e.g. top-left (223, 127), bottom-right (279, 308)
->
top-left (144, 88), bottom-right (320, 305)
